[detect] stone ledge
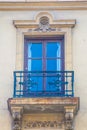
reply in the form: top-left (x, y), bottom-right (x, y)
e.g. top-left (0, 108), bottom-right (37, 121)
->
top-left (13, 20), bottom-right (76, 28)
top-left (8, 97), bottom-right (79, 104)
top-left (8, 97), bottom-right (79, 113)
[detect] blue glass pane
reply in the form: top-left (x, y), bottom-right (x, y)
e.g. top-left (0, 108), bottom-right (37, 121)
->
top-left (28, 42), bottom-right (42, 58)
top-left (46, 42), bottom-right (61, 58)
top-left (28, 60), bottom-right (42, 71)
top-left (47, 60), bottom-right (57, 71)
top-left (47, 59), bottom-right (61, 71)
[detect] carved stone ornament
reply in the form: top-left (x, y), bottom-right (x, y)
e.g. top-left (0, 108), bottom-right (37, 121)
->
top-left (12, 107), bottom-right (23, 130)
top-left (23, 120), bottom-right (64, 129)
top-left (34, 16), bottom-right (56, 32)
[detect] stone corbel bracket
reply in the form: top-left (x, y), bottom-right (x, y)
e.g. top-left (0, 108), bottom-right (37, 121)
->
top-left (64, 106), bottom-right (76, 130)
top-left (11, 107), bottom-right (23, 130)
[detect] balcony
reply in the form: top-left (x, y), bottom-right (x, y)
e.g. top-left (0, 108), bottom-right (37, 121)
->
top-left (8, 71), bottom-right (79, 130)
top-left (13, 71), bottom-right (74, 98)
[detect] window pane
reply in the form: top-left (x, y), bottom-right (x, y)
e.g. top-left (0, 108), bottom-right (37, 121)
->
top-left (28, 60), bottom-right (42, 71)
top-left (28, 42), bottom-right (42, 58)
top-left (47, 59), bottom-right (61, 71)
top-left (47, 60), bottom-right (57, 71)
top-left (46, 42), bottom-right (61, 58)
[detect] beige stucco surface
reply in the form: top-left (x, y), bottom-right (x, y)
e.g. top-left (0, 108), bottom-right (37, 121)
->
top-left (0, 0), bottom-right (85, 1)
top-left (0, 10), bottom-right (87, 130)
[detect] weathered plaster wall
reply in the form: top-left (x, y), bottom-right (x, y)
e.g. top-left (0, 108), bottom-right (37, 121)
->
top-left (0, 10), bottom-right (87, 130)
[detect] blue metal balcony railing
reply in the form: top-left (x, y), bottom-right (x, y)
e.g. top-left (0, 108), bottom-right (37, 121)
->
top-left (13, 71), bottom-right (74, 98)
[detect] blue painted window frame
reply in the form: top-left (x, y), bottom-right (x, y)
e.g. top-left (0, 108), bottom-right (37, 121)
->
top-left (24, 37), bottom-right (65, 93)
top-left (24, 37), bottom-right (64, 71)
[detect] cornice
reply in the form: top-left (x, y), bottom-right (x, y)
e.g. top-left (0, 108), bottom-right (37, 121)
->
top-left (13, 19), bottom-right (76, 28)
top-left (0, 1), bottom-right (87, 11)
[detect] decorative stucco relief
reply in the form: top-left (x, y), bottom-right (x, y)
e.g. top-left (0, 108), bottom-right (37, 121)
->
top-left (22, 120), bottom-right (64, 129)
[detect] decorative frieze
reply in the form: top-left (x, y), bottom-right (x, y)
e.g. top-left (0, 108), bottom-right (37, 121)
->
top-left (22, 113), bottom-right (64, 129)
top-left (23, 120), bottom-right (64, 129)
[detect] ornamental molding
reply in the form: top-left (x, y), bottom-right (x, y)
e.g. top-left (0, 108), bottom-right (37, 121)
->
top-left (8, 97), bottom-right (79, 106)
top-left (0, 1), bottom-right (87, 11)
top-left (13, 19), bottom-right (76, 29)
top-left (13, 12), bottom-right (76, 33)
